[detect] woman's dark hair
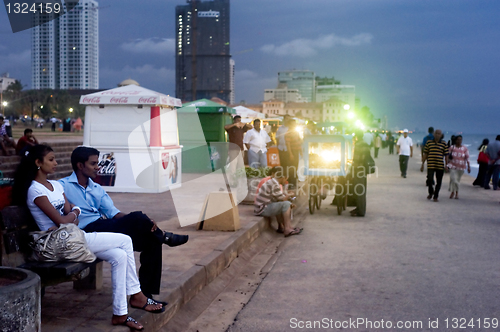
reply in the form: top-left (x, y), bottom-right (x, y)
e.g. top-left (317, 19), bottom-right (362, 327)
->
top-left (12, 144), bottom-right (54, 206)
top-left (479, 138), bottom-right (489, 150)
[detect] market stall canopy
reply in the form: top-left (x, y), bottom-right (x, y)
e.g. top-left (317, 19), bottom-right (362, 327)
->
top-left (233, 106), bottom-right (265, 119)
top-left (178, 99), bottom-right (235, 114)
top-left (79, 84), bottom-right (182, 107)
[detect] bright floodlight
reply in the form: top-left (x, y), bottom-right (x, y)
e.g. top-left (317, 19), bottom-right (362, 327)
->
top-left (355, 120), bottom-right (365, 130)
top-left (2, 101), bottom-right (7, 107)
top-left (344, 104), bottom-right (350, 111)
top-left (347, 112), bottom-right (355, 119)
top-left (69, 108), bottom-right (73, 112)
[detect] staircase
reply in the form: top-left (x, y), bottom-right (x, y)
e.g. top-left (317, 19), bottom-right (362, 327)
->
top-left (0, 141), bottom-right (81, 181)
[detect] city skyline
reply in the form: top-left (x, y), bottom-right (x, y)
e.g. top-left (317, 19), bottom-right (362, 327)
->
top-left (1, 0), bottom-right (500, 133)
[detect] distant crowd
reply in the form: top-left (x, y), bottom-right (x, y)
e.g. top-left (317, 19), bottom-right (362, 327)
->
top-left (0, 115), bottom-right (83, 156)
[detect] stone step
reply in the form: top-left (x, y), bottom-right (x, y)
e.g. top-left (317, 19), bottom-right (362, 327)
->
top-left (1, 164), bottom-right (74, 179)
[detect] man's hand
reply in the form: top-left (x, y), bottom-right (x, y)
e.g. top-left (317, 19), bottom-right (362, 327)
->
top-left (420, 164), bottom-right (424, 172)
top-left (150, 219), bottom-right (158, 232)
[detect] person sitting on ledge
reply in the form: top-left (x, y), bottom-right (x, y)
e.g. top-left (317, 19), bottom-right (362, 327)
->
top-left (254, 166), bottom-right (302, 237)
top-left (59, 146), bottom-right (189, 299)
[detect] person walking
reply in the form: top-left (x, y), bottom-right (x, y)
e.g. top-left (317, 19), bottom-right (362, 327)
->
top-left (396, 129), bottom-right (413, 178)
top-left (387, 132), bottom-right (395, 155)
top-left (473, 138), bottom-right (489, 187)
top-left (484, 135), bottom-right (500, 190)
top-left (421, 129), bottom-right (449, 202)
top-left (374, 133), bottom-right (382, 158)
top-left (243, 119), bottom-right (271, 168)
top-left (422, 127), bottom-right (434, 154)
top-left (447, 135), bottom-right (470, 199)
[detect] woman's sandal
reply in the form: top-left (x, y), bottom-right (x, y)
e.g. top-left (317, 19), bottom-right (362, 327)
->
top-left (131, 298), bottom-right (166, 314)
top-left (113, 316), bottom-right (144, 331)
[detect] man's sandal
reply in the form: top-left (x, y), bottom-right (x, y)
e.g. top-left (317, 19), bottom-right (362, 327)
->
top-left (131, 298), bottom-right (166, 314)
top-left (113, 316), bottom-right (144, 331)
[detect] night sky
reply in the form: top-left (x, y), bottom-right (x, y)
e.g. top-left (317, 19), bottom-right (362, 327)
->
top-left (1, 0), bottom-right (499, 133)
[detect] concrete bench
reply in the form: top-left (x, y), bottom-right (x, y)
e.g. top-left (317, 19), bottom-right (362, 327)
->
top-left (0, 206), bottom-right (103, 292)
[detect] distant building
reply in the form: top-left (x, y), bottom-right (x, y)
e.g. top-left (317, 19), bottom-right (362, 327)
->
top-left (277, 70), bottom-right (316, 102)
top-left (262, 97), bottom-right (347, 122)
top-left (315, 84), bottom-right (355, 110)
top-left (0, 73), bottom-right (16, 92)
top-left (32, 0), bottom-right (99, 89)
top-left (175, 0), bottom-right (231, 102)
top-left (263, 88), bottom-right (306, 103)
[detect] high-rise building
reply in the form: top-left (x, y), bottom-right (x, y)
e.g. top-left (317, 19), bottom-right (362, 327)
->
top-left (175, 0), bottom-right (231, 102)
top-left (229, 58), bottom-right (235, 104)
top-left (32, 0), bottom-right (99, 90)
top-left (277, 70), bottom-right (315, 102)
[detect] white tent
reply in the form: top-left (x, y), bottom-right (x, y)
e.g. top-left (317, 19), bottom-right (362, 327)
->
top-left (233, 106), bottom-right (265, 122)
top-left (79, 84), bottom-right (182, 107)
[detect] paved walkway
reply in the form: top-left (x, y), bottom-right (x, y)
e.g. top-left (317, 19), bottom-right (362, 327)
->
top-left (228, 148), bottom-right (500, 332)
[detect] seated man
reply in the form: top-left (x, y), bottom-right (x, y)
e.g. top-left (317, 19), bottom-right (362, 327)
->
top-left (0, 116), bottom-right (16, 155)
top-left (16, 128), bottom-right (39, 156)
top-left (254, 166), bottom-right (302, 237)
top-left (59, 146), bottom-right (188, 298)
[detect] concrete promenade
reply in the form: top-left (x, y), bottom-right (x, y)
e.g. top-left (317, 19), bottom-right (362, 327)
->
top-left (228, 148), bottom-right (500, 331)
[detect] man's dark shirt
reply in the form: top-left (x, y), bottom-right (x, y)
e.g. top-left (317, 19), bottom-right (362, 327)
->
top-left (226, 126), bottom-right (248, 151)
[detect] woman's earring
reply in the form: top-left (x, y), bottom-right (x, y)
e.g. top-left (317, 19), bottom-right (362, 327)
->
top-left (37, 166), bottom-right (40, 170)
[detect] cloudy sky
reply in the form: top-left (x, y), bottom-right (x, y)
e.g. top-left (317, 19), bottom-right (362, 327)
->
top-left (1, 0), bottom-right (499, 133)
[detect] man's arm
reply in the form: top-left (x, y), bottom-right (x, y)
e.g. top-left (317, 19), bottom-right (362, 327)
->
top-left (112, 212), bottom-right (127, 219)
top-left (224, 123), bottom-right (237, 130)
top-left (410, 145), bottom-right (413, 158)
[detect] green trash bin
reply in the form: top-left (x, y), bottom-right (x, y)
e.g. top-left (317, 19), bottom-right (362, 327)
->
top-left (177, 99), bottom-right (235, 173)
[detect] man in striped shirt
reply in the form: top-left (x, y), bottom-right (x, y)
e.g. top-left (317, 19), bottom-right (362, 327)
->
top-left (421, 129), bottom-right (449, 202)
top-left (254, 167), bottom-right (302, 237)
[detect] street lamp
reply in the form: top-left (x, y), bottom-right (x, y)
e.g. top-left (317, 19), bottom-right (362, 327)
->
top-left (69, 108), bottom-right (73, 113)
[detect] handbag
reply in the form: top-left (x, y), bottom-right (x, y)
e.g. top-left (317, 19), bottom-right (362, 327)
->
top-left (29, 223), bottom-right (96, 263)
top-left (478, 151), bottom-right (489, 164)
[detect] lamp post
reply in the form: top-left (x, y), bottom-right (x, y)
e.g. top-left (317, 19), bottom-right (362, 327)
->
top-left (1, 101), bottom-right (7, 115)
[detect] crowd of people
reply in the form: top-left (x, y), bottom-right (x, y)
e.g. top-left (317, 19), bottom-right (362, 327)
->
top-left (394, 126), bottom-right (498, 201)
top-left (0, 115), bottom-right (83, 156)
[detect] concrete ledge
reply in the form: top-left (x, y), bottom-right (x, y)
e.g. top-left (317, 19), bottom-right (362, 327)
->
top-left (133, 194), bottom-right (306, 331)
top-left (179, 265), bottom-right (207, 305)
top-left (196, 250), bottom-right (226, 285)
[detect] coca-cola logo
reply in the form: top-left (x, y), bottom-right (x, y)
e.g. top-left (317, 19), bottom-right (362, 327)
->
top-left (98, 153), bottom-right (116, 175)
top-left (110, 97), bottom-right (128, 103)
top-left (82, 97), bottom-right (101, 103)
top-left (138, 97), bottom-right (157, 104)
top-left (102, 91), bottom-right (140, 95)
top-left (162, 152), bottom-right (169, 170)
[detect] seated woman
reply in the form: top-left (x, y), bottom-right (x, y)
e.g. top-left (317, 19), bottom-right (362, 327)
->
top-left (12, 144), bottom-right (164, 331)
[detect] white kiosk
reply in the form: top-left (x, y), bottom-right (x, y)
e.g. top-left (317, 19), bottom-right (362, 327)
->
top-left (79, 85), bottom-right (182, 193)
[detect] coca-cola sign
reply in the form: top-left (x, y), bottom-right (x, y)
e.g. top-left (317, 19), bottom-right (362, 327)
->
top-left (82, 97), bottom-right (101, 104)
top-left (162, 152), bottom-right (169, 170)
top-left (102, 91), bottom-right (141, 95)
top-left (138, 97), bottom-right (157, 104)
top-left (110, 97), bottom-right (128, 104)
